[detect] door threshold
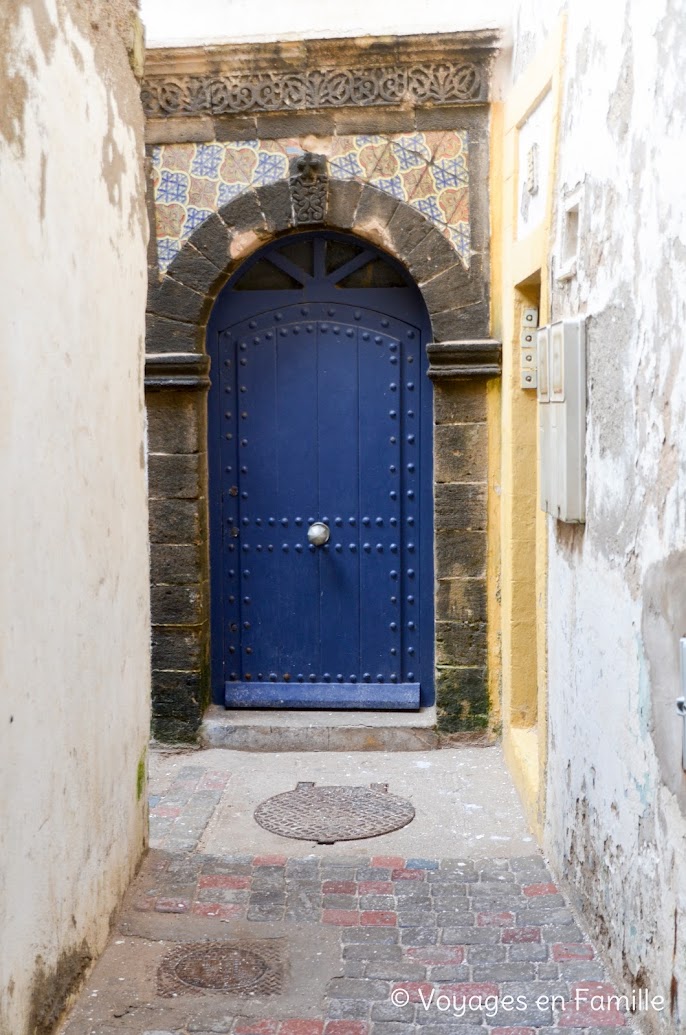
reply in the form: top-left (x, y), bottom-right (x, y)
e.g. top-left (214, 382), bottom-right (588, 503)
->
top-left (200, 704), bottom-right (439, 752)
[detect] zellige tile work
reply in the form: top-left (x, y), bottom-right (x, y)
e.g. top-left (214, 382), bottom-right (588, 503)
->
top-left (152, 132), bottom-right (469, 272)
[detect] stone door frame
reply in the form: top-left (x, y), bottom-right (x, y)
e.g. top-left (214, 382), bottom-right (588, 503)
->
top-left (143, 31), bottom-right (502, 741)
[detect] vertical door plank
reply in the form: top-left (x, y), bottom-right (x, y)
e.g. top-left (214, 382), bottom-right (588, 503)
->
top-left (218, 328), bottom-right (240, 682)
top-left (274, 320), bottom-right (320, 680)
top-left (237, 318), bottom-right (280, 679)
top-left (358, 325), bottom-right (401, 682)
top-left (317, 320), bottom-right (361, 685)
top-left (400, 325), bottom-right (422, 684)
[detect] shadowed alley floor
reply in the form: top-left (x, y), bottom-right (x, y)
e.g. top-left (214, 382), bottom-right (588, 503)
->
top-left (59, 747), bottom-right (636, 1035)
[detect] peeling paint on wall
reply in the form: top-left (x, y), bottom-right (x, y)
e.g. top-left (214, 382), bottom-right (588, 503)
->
top-left (513, 0), bottom-right (686, 1030)
top-left (0, 1), bottom-right (150, 1034)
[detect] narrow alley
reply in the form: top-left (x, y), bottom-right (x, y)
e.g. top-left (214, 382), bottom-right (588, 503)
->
top-left (3, 2), bottom-right (686, 1035)
top-left (60, 747), bottom-right (636, 1035)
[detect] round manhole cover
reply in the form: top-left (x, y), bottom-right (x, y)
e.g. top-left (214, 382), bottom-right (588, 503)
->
top-left (254, 783), bottom-right (415, 843)
top-left (157, 941), bottom-right (284, 998)
top-left (174, 945), bottom-right (268, 991)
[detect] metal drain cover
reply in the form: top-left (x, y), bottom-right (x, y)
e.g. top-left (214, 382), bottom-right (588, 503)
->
top-left (157, 942), bottom-right (283, 997)
top-left (254, 782), bottom-right (415, 843)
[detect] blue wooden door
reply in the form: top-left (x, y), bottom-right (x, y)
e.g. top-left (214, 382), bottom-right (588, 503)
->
top-left (207, 232), bottom-right (433, 710)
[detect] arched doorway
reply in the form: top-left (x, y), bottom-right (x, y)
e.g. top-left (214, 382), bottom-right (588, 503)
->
top-left (207, 230), bottom-right (434, 710)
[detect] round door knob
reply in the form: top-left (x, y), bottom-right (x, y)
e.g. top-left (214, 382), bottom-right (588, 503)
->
top-left (307, 521), bottom-right (330, 547)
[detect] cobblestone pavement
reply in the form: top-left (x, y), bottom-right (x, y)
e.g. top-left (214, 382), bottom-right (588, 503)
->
top-left (60, 755), bottom-right (638, 1035)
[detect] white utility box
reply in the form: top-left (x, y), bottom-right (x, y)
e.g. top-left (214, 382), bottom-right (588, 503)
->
top-left (537, 319), bottom-right (586, 522)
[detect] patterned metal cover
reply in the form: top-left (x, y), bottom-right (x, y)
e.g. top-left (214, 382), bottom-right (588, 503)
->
top-left (253, 782), bottom-right (415, 843)
top-left (157, 941), bottom-right (283, 997)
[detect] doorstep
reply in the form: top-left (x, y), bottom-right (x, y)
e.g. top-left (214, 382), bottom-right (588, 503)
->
top-left (200, 704), bottom-right (439, 751)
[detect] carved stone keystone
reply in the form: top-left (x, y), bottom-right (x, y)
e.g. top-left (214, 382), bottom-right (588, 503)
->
top-left (289, 152), bottom-right (328, 225)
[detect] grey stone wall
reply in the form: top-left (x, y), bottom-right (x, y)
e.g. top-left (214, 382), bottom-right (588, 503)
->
top-left (434, 383), bottom-right (488, 731)
top-left (148, 391), bottom-right (211, 741)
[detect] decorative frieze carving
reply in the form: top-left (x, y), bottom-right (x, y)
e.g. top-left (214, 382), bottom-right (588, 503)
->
top-left (141, 62), bottom-right (486, 119)
top-left (290, 153), bottom-right (328, 225)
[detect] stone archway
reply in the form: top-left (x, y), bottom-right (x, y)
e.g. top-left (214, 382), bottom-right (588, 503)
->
top-left (147, 174), bottom-right (490, 350)
top-left (146, 173), bottom-right (500, 741)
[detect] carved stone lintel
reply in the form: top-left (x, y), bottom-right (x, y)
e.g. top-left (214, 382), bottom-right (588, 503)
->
top-left (145, 352), bottom-right (211, 391)
top-left (427, 340), bottom-right (502, 381)
top-left (141, 61), bottom-right (488, 120)
top-left (290, 153), bottom-right (328, 225)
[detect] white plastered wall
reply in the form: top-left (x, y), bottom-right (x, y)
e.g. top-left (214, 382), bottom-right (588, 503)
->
top-left (513, 0), bottom-right (686, 1029)
top-left (140, 0), bottom-right (513, 47)
top-left (0, 2), bottom-right (150, 1032)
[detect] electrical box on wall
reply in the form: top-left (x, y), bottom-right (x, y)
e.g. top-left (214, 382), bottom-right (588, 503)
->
top-left (537, 319), bottom-right (586, 522)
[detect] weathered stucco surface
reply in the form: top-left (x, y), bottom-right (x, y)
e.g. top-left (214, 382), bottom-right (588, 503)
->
top-left (514, 1), bottom-right (686, 1029)
top-left (0, 2), bottom-right (149, 1033)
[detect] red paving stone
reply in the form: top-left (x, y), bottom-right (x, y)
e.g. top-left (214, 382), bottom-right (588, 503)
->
top-left (322, 880), bottom-right (357, 894)
top-left (253, 854), bottom-right (287, 867)
top-left (154, 898), bottom-right (190, 913)
top-left (359, 910), bottom-right (397, 926)
top-left (322, 909), bottom-right (359, 926)
top-left (191, 902), bottom-right (243, 920)
top-left (523, 882), bottom-right (559, 896)
top-left (371, 856), bottom-right (405, 868)
top-left (198, 873), bottom-right (251, 889)
top-left (440, 982), bottom-right (500, 999)
top-left (323, 1023), bottom-right (369, 1035)
top-left (391, 868), bottom-right (424, 880)
top-left (559, 1002), bottom-right (626, 1027)
top-left (552, 942), bottom-right (595, 961)
top-left (358, 880), bottom-right (394, 894)
top-left (502, 927), bottom-right (541, 943)
top-left (280, 1021), bottom-right (325, 1035)
top-left (568, 981), bottom-right (622, 1002)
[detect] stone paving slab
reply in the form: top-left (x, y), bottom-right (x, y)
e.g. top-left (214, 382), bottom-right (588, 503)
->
top-left (149, 749), bottom-right (537, 859)
top-left (59, 749), bottom-right (641, 1035)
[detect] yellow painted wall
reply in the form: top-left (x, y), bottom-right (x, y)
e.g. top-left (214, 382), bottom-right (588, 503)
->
top-left (493, 20), bottom-right (566, 837)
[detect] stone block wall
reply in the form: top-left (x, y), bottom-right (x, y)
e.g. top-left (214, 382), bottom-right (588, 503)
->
top-left (148, 391), bottom-right (211, 740)
top-left (434, 383), bottom-right (489, 730)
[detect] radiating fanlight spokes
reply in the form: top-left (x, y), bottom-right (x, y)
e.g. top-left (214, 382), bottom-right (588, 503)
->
top-left (266, 249), bottom-right (313, 285)
top-left (234, 258), bottom-right (302, 291)
top-left (337, 257), bottom-right (407, 289)
top-left (326, 248), bottom-right (376, 284)
top-left (233, 233), bottom-right (412, 293)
